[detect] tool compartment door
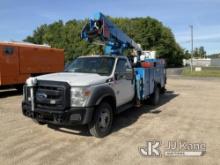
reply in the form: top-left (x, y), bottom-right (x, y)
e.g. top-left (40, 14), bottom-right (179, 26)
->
top-left (135, 68), bottom-right (152, 100)
top-left (0, 45), bottom-right (19, 85)
top-left (143, 68), bottom-right (150, 98)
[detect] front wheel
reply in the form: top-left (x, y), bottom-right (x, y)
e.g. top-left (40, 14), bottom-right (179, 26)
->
top-left (32, 119), bottom-right (46, 125)
top-left (88, 102), bottom-right (113, 138)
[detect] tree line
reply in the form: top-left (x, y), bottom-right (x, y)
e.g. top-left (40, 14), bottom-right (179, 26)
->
top-left (209, 53), bottom-right (220, 59)
top-left (183, 46), bottom-right (207, 59)
top-left (24, 17), bottom-right (187, 66)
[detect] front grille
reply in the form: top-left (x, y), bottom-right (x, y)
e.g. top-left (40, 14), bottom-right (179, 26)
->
top-left (34, 80), bottom-right (71, 111)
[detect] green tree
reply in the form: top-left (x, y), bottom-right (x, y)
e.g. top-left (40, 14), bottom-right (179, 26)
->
top-left (193, 48), bottom-right (199, 58)
top-left (24, 16), bottom-right (184, 66)
top-left (24, 24), bottom-right (48, 44)
top-left (183, 49), bottom-right (191, 59)
top-left (193, 46), bottom-right (206, 58)
top-left (198, 46), bottom-right (206, 58)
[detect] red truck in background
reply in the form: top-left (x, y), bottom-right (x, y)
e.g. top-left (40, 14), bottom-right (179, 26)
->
top-left (0, 42), bottom-right (64, 91)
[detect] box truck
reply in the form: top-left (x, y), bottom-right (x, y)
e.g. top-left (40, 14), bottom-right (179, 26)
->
top-left (0, 42), bottom-right (64, 91)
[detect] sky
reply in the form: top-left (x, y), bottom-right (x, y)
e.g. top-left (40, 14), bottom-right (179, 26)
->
top-left (0, 0), bottom-right (220, 55)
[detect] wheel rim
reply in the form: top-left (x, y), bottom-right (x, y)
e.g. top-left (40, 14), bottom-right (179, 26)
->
top-left (98, 108), bottom-right (111, 131)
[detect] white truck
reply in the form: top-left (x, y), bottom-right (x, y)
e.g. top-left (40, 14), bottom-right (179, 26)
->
top-left (22, 12), bottom-right (166, 137)
top-left (22, 55), bottom-right (166, 137)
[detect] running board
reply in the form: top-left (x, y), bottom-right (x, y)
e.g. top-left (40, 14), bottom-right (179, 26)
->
top-left (116, 102), bottom-right (134, 114)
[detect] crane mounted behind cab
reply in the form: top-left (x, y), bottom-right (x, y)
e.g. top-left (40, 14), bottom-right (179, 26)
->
top-left (81, 12), bottom-right (142, 55)
top-left (81, 12), bottom-right (166, 102)
top-left (22, 12), bottom-right (166, 138)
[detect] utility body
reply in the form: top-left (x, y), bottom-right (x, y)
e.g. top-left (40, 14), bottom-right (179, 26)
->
top-left (0, 42), bottom-right (64, 90)
top-left (22, 13), bottom-right (166, 137)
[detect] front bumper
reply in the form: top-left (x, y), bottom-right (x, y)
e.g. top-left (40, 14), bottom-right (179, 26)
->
top-left (22, 102), bottom-right (94, 125)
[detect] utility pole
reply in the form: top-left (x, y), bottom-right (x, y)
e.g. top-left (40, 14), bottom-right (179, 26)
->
top-left (190, 25), bottom-right (194, 72)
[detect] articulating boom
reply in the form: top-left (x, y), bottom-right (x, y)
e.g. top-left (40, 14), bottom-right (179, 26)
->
top-left (81, 12), bottom-right (142, 55)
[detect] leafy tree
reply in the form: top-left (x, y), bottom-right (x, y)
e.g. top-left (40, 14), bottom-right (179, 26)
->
top-left (198, 46), bottom-right (206, 58)
top-left (193, 46), bottom-right (206, 58)
top-left (24, 24), bottom-right (48, 44)
top-left (183, 50), bottom-right (191, 59)
top-left (24, 16), bottom-right (184, 66)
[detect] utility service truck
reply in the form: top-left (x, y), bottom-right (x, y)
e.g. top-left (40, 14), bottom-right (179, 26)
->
top-left (0, 42), bottom-right (64, 91)
top-left (22, 13), bottom-right (166, 137)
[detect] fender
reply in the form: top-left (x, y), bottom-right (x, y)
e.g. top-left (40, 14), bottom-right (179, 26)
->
top-left (87, 85), bottom-right (116, 107)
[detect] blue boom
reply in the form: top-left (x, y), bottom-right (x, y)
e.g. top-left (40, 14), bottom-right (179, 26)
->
top-left (81, 12), bottom-right (142, 55)
top-left (81, 12), bottom-right (166, 102)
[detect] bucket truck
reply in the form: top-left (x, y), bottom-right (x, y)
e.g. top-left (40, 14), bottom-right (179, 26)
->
top-left (22, 12), bottom-right (166, 137)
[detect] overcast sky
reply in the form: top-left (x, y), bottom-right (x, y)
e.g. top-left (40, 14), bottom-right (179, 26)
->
top-left (0, 0), bottom-right (219, 55)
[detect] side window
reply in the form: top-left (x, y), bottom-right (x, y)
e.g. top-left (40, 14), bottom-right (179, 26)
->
top-left (115, 59), bottom-right (127, 75)
top-left (4, 47), bottom-right (14, 56)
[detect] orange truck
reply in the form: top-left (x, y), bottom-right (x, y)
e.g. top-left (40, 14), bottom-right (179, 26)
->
top-left (0, 42), bottom-right (64, 91)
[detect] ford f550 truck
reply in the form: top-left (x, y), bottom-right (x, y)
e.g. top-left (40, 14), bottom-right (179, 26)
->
top-left (22, 13), bottom-right (166, 137)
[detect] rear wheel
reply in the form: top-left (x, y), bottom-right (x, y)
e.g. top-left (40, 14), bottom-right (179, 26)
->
top-left (160, 87), bottom-right (166, 94)
top-left (149, 86), bottom-right (160, 106)
top-left (88, 102), bottom-right (113, 138)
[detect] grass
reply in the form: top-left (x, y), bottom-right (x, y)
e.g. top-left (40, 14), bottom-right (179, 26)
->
top-left (182, 67), bottom-right (220, 77)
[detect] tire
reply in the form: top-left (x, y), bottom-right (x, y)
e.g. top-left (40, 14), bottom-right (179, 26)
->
top-left (149, 86), bottom-right (160, 106)
top-left (32, 119), bottom-right (46, 125)
top-left (160, 87), bottom-right (166, 94)
top-left (88, 102), bottom-right (113, 138)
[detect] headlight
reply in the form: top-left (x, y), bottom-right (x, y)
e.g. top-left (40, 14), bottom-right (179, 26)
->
top-left (71, 87), bottom-right (91, 107)
top-left (26, 77), bottom-right (37, 87)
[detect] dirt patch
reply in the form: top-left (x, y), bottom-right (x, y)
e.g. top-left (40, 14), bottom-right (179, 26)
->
top-left (0, 77), bottom-right (220, 165)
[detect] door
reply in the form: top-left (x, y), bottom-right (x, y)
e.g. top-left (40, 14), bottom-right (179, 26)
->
top-left (0, 46), bottom-right (19, 85)
top-left (114, 58), bottom-right (135, 107)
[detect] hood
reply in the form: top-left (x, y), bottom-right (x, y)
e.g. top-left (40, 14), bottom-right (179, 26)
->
top-left (36, 72), bottom-right (109, 86)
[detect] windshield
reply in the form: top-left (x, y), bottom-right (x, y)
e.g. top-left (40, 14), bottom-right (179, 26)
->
top-left (65, 57), bottom-right (115, 76)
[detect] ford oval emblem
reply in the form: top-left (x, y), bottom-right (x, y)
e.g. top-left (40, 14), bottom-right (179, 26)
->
top-left (36, 92), bottom-right (47, 100)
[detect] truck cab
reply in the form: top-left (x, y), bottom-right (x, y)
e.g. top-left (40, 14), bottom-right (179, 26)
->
top-left (22, 55), bottom-right (135, 137)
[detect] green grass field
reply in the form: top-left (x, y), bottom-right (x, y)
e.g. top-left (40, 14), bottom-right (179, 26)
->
top-left (182, 67), bottom-right (220, 77)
